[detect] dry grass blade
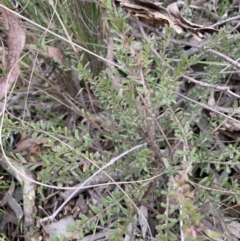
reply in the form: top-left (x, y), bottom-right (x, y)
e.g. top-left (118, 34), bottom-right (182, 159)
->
top-left (0, 7), bottom-right (26, 100)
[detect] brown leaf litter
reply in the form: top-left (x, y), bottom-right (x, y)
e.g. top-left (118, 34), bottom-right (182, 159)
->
top-left (115, 0), bottom-right (218, 41)
top-left (0, 7), bottom-right (26, 100)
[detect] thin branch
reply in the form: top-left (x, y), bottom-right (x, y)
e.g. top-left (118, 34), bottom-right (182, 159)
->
top-left (207, 49), bottom-right (240, 70)
top-left (182, 74), bottom-right (240, 99)
top-left (210, 14), bottom-right (240, 28)
top-left (175, 92), bottom-right (240, 125)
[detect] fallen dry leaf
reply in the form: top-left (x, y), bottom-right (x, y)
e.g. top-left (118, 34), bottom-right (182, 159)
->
top-left (116, 0), bottom-right (182, 33)
top-left (42, 216), bottom-right (78, 239)
top-left (115, 0), bottom-right (218, 41)
top-left (224, 218), bottom-right (240, 239)
top-left (13, 137), bottom-right (48, 153)
top-left (167, 2), bottom-right (218, 41)
top-left (7, 193), bottom-right (23, 224)
top-left (25, 44), bottom-right (65, 64)
top-left (223, 120), bottom-right (240, 132)
top-left (0, 7), bottom-right (26, 100)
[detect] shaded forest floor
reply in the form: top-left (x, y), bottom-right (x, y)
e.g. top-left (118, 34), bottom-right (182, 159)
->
top-left (1, 0), bottom-right (240, 240)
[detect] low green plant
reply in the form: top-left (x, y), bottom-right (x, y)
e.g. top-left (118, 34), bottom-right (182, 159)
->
top-left (1, 0), bottom-right (240, 240)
